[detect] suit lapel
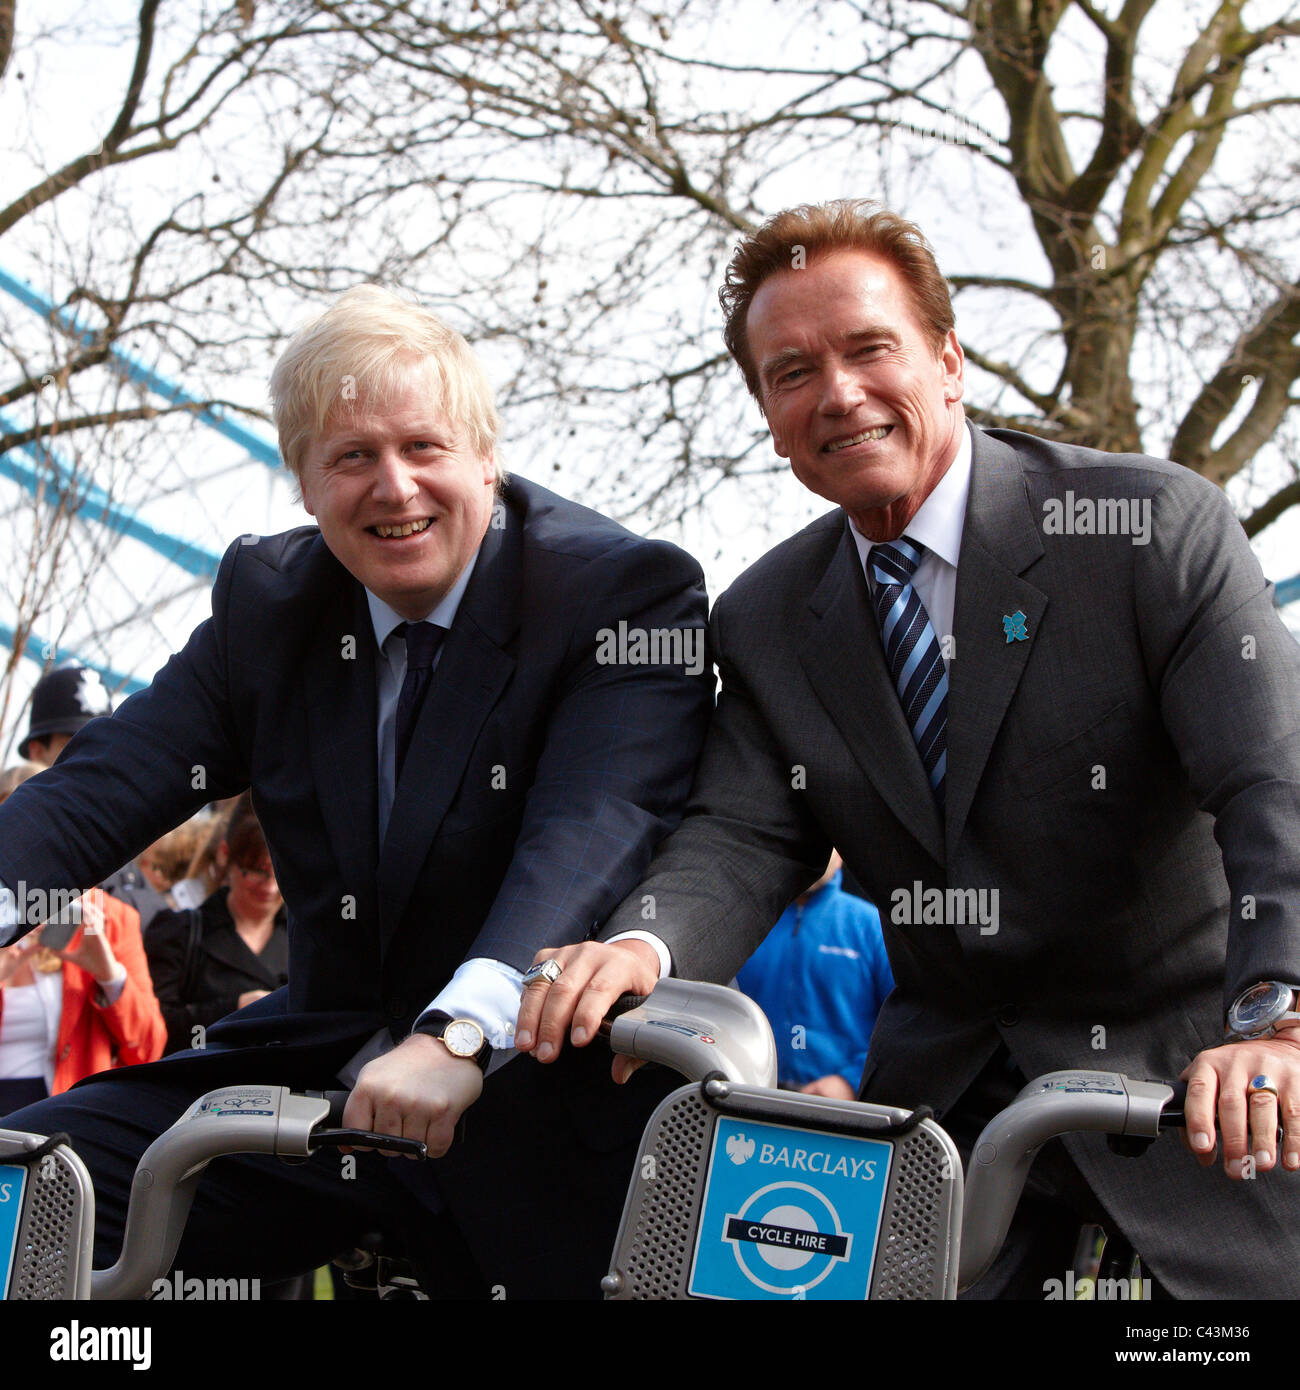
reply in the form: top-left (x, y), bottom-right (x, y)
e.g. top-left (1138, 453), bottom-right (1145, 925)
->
top-left (944, 428), bottom-right (1048, 856)
top-left (798, 525), bottom-right (945, 868)
top-left (305, 568), bottom-right (381, 921)
top-left (377, 505), bottom-right (519, 941)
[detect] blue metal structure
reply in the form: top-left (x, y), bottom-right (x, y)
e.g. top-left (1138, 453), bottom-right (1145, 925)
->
top-left (0, 625), bottom-right (146, 696)
top-left (0, 263), bottom-right (279, 695)
top-left (0, 411), bottom-right (223, 581)
top-left (0, 266), bottom-right (280, 468)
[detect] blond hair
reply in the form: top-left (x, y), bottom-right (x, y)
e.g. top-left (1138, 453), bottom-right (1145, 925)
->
top-left (146, 817), bottom-right (211, 886)
top-left (270, 285), bottom-right (502, 480)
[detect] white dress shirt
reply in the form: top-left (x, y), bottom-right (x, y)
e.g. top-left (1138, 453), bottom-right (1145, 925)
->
top-left (848, 420), bottom-right (972, 655)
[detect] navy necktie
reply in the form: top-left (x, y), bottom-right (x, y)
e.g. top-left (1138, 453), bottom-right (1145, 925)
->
top-left (393, 621), bottom-right (445, 780)
top-left (869, 538), bottom-right (948, 807)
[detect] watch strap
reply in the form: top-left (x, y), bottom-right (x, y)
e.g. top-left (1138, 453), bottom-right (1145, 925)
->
top-left (410, 1012), bottom-right (493, 1072)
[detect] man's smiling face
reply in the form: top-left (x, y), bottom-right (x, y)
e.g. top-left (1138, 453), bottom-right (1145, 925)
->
top-left (748, 249), bottom-right (965, 541)
top-left (299, 363), bottom-right (496, 617)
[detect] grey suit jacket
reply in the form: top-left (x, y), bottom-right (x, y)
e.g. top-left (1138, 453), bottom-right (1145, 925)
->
top-left (602, 423), bottom-right (1300, 1297)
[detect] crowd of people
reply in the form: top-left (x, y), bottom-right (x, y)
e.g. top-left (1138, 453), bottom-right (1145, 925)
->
top-left (0, 679), bottom-right (289, 1102)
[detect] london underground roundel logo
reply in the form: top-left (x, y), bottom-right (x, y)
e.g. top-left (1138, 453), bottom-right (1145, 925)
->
top-left (722, 1181), bottom-right (852, 1295)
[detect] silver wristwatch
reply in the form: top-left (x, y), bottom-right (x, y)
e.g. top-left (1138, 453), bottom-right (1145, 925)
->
top-left (1225, 982), bottom-right (1300, 1042)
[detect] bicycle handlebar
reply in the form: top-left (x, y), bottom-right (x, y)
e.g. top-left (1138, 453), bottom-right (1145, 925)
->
top-left (599, 983), bottom-right (1226, 1295)
top-left (957, 1071), bottom-right (1176, 1290)
top-left (1157, 1079), bottom-right (1190, 1129)
top-left (92, 1086), bottom-right (332, 1300)
top-left (599, 978), bottom-right (779, 1088)
top-left (64, 984), bottom-right (1209, 1300)
top-left (299, 1089), bottom-right (429, 1155)
top-left (85, 981), bottom-right (771, 1301)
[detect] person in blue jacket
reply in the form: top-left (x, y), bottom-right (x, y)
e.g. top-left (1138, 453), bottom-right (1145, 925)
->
top-left (736, 851), bottom-right (893, 1098)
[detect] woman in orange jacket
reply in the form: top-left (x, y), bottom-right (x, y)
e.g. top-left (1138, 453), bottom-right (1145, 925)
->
top-left (0, 888), bottom-right (167, 1112)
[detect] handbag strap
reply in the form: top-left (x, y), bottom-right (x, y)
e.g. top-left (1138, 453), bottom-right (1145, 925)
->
top-left (179, 906), bottom-right (203, 1001)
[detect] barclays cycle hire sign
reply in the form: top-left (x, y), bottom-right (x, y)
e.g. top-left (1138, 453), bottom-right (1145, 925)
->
top-left (688, 1116), bottom-right (893, 1300)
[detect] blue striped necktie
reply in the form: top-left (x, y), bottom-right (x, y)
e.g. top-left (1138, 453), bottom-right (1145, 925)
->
top-left (869, 538), bottom-right (948, 807)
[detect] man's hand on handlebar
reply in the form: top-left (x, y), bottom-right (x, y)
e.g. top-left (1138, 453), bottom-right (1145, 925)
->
top-left (1180, 1027), bottom-right (1300, 1178)
top-left (343, 1034), bottom-right (483, 1159)
top-left (515, 940), bottom-right (660, 1083)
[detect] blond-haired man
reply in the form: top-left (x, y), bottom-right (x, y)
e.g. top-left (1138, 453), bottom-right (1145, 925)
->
top-left (0, 285), bottom-right (711, 1297)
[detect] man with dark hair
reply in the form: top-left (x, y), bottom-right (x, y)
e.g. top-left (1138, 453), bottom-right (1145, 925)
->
top-left (0, 285), bottom-right (711, 1297)
top-left (519, 199), bottom-right (1300, 1298)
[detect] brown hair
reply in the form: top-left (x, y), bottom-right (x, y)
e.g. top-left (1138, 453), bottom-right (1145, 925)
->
top-left (223, 791), bottom-right (269, 870)
top-left (720, 200), bottom-right (955, 401)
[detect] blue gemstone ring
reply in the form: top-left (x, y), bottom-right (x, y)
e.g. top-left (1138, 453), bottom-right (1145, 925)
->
top-left (1249, 1074), bottom-right (1278, 1097)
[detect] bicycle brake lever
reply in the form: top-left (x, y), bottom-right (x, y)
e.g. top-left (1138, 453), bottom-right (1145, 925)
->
top-left (308, 1128), bottom-right (428, 1158)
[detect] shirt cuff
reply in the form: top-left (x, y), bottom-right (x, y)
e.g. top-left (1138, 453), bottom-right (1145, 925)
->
top-left (416, 958), bottom-right (524, 1071)
top-left (605, 930), bottom-right (672, 980)
top-left (93, 963), bottom-right (128, 1007)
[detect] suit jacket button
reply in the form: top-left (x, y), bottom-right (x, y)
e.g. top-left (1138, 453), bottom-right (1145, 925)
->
top-left (995, 1005), bottom-right (1020, 1027)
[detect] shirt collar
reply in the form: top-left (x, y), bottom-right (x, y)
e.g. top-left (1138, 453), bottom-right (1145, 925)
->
top-left (366, 546), bottom-right (481, 653)
top-left (849, 419), bottom-right (972, 573)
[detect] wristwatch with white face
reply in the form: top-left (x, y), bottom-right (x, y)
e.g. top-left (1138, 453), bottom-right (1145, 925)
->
top-left (1225, 982), bottom-right (1300, 1042)
top-left (411, 1013), bottom-right (493, 1071)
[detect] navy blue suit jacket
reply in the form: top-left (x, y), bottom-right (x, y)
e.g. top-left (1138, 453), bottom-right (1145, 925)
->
top-left (0, 475), bottom-right (712, 1292)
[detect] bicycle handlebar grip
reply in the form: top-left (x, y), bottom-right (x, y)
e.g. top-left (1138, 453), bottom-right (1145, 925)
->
top-left (310, 1129), bottom-right (428, 1158)
top-left (604, 979), bottom-right (779, 1087)
top-left (308, 1089), bottom-right (353, 1127)
top-left (304, 1089), bottom-right (457, 1153)
top-left (599, 995), bottom-right (649, 1036)
top-left (1158, 1079), bottom-right (1189, 1129)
